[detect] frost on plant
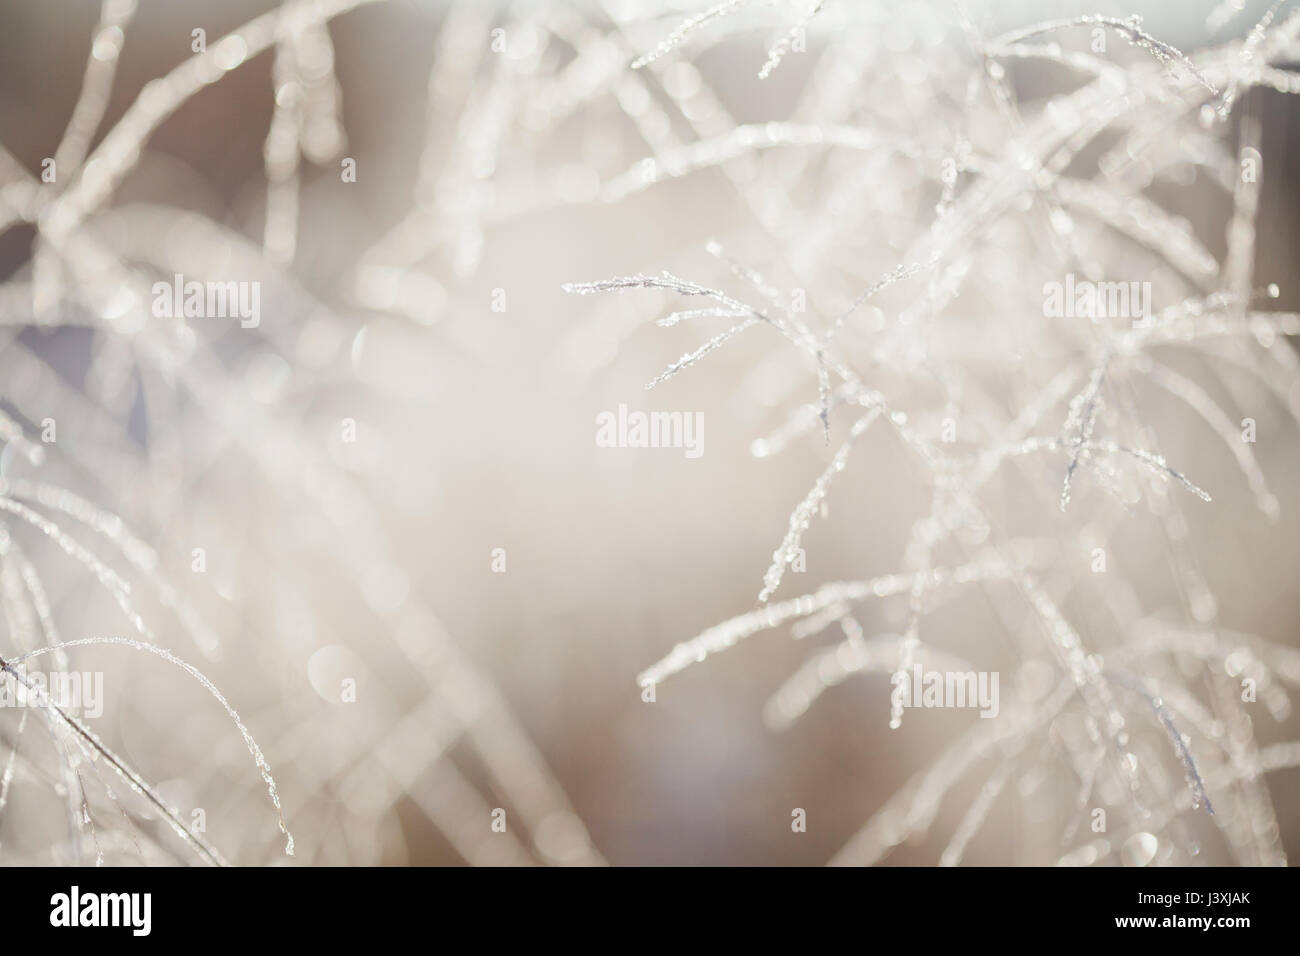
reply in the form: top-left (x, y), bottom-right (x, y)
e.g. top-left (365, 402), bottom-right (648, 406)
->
top-left (0, 0), bottom-right (603, 867)
top-left (569, 0), bottom-right (1300, 866)
top-left (1, 0), bottom-right (1299, 868)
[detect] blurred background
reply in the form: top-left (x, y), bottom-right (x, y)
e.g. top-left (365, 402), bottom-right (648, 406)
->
top-left (0, 0), bottom-right (1297, 865)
